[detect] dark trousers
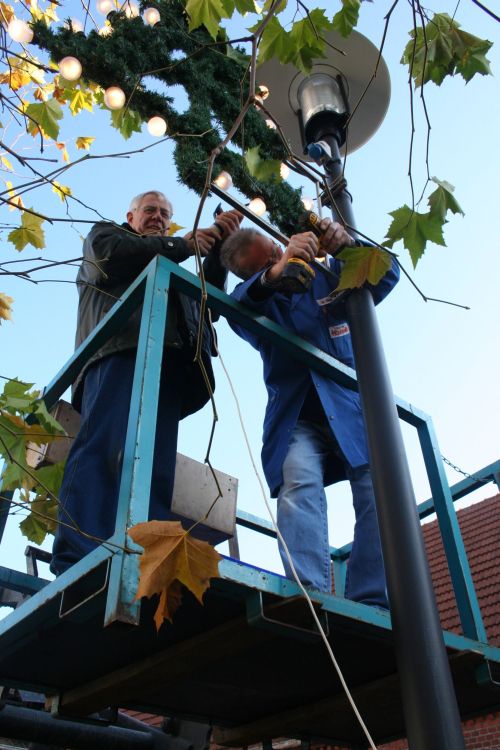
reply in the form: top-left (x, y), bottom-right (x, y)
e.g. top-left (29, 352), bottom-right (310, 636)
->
top-left (51, 351), bottom-right (183, 575)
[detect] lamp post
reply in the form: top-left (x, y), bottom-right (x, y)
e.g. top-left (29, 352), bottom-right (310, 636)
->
top-left (258, 31), bottom-right (466, 750)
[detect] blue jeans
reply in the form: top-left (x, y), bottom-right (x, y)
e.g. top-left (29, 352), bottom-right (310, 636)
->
top-left (277, 420), bottom-right (388, 607)
top-left (51, 351), bottom-right (183, 575)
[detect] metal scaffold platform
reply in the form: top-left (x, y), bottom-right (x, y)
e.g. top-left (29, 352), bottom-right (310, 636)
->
top-left (1, 256), bottom-right (499, 748)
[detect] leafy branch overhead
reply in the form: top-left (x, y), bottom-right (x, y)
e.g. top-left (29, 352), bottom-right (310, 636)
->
top-left (0, 0), bottom-right (493, 261)
top-left (128, 520), bottom-right (221, 630)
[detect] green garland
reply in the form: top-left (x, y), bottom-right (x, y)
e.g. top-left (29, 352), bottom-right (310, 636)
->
top-left (33, 0), bottom-right (305, 235)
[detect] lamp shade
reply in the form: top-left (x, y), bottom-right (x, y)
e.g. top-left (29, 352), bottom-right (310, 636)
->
top-left (256, 30), bottom-right (390, 159)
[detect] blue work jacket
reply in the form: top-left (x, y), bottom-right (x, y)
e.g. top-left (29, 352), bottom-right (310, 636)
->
top-left (229, 255), bottom-right (400, 496)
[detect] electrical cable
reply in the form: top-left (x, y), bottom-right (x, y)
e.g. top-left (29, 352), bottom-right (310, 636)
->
top-left (213, 329), bottom-right (379, 750)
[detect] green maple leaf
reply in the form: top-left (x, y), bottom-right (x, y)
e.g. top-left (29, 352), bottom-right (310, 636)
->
top-left (18, 460), bottom-right (64, 542)
top-left (33, 400), bottom-right (66, 435)
top-left (1, 392), bottom-right (37, 415)
top-left (287, 10), bottom-right (332, 73)
top-left (186, 0), bottom-right (227, 39)
top-left (261, 0), bottom-right (287, 11)
top-left (8, 211), bottom-right (46, 251)
top-left (254, 16), bottom-right (290, 66)
top-left (402, 13), bottom-right (492, 88)
top-left (0, 413), bottom-right (31, 489)
top-left (428, 178), bottom-right (464, 221)
top-left (336, 246), bottom-right (392, 290)
top-left (1, 379), bottom-right (37, 413)
top-left (110, 107), bottom-right (142, 140)
top-left (31, 460), bottom-right (66, 499)
top-left (19, 512), bottom-right (49, 545)
top-left (332, 0), bottom-right (360, 38)
top-left (245, 146), bottom-right (281, 181)
top-left (456, 42), bottom-right (492, 82)
top-left (25, 98), bottom-right (63, 140)
top-left (233, 0), bottom-right (255, 11)
top-left (385, 205), bottom-right (445, 268)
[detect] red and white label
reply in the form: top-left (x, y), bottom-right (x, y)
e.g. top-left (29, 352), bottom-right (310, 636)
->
top-left (329, 323), bottom-right (350, 338)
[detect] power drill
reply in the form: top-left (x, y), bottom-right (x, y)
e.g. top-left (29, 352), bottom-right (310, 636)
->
top-left (279, 210), bottom-right (324, 296)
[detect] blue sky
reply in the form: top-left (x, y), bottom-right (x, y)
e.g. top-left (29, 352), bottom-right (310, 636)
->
top-left (1, 0), bottom-right (499, 587)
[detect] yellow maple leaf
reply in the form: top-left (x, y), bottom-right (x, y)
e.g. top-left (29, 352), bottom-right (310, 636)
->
top-left (55, 142), bottom-right (70, 163)
top-left (52, 180), bottom-right (71, 200)
top-left (167, 222), bottom-right (185, 236)
top-left (42, 2), bottom-right (58, 23)
top-left (75, 136), bottom-right (95, 150)
top-left (0, 2), bottom-right (15, 25)
top-left (33, 87), bottom-right (47, 101)
top-left (0, 67), bottom-right (31, 91)
top-left (1, 411), bottom-right (63, 444)
top-left (4, 180), bottom-right (24, 210)
top-left (128, 520), bottom-right (221, 630)
top-left (1, 155), bottom-right (13, 171)
top-left (0, 293), bottom-right (14, 323)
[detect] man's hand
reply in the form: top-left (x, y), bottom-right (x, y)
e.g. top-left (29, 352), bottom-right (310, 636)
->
top-left (213, 209), bottom-right (243, 240)
top-left (318, 218), bottom-right (355, 256)
top-left (184, 210), bottom-right (243, 256)
top-left (183, 229), bottom-right (217, 256)
top-left (266, 232), bottom-right (318, 283)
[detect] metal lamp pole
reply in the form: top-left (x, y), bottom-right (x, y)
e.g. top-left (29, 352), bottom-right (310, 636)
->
top-left (299, 96), bottom-right (466, 747)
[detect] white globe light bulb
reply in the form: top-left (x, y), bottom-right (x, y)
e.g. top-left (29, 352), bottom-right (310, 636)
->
top-left (143, 7), bottom-right (161, 25)
top-left (7, 18), bottom-right (34, 44)
top-left (280, 163), bottom-right (289, 180)
top-left (99, 23), bottom-right (113, 36)
top-left (248, 197), bottom-right (266, 217)
top-left (59, 56), bottom-right (82, 81)
top-left (124, 1), bottom-right (139, 17)
top-left (147, 116), bottom-right (167, 136)
top-left (68, 18), bottom-right (84, 32)
top-left (301, 197), bottom-right (314, 211)
top-left (255, 84), bottom-right (269, 103)
top-left (265, 119), bottom-right (277, 130)
top-left (104, 86), bottom-right (126, 110)
top-left (214, 171), bottom-right (233, 191)
top-left (96, 0), bottom-right (114, 13)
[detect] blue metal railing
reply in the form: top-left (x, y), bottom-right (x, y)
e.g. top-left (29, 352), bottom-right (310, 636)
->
top-left (1, 254), bottom-right (497, 646)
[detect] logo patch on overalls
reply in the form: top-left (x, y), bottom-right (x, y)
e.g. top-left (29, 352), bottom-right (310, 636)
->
top-left (329, 323), bottom-right (349, 338)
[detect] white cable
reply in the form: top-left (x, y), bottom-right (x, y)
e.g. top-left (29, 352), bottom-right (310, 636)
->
top-left (216, 344), bottom-right (379, 750)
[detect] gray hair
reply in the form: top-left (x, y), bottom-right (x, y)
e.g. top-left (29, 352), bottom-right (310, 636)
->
top-left (220, 228), bottom-right (262, 280)
top-left (128, 191), bottom-right (173, 217)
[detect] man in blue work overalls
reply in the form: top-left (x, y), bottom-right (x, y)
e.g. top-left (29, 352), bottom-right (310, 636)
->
top-left (220, 221), bottom-right (399, 607)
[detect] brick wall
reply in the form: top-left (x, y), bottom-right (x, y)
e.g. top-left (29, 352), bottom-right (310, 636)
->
top-left (376, 711), bottom-right (500, 750)
top-left (304, 711), bottom-right (500, 750)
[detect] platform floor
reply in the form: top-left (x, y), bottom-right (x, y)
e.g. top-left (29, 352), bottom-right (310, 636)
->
top-left (0, 556), bottom-right (499, 747)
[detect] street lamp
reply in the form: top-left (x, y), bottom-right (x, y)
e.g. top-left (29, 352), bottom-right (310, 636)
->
top-left (257, 30), bottom-right (466, 750)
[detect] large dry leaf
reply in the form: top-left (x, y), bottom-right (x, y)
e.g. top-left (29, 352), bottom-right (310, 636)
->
top-left (128, 520), bottom-right (221, 629)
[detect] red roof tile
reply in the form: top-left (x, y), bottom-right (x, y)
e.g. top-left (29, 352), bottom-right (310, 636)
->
top-left (422, 493), bottom-right (500, 644)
